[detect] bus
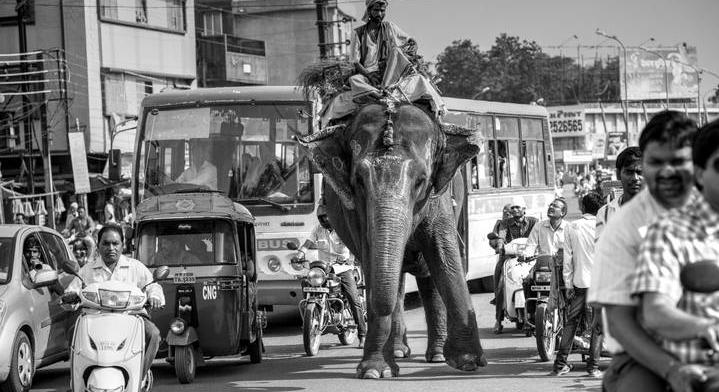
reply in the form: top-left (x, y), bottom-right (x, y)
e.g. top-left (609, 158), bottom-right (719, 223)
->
top-left (437, 97), bottom-right (556, 292)
top-left (131, 86), bottom-right (322, 309)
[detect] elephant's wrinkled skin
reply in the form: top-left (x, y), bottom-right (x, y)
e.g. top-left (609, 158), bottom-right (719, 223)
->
top-left (299, 102), bottom-right (488, 378)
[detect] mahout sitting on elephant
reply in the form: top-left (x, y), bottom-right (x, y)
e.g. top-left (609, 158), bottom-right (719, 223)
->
top-left (298, 96), bottom-right (488, 378)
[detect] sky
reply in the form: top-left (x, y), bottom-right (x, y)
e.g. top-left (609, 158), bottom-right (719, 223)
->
top-left (343, 0), bottom-right (719, 95)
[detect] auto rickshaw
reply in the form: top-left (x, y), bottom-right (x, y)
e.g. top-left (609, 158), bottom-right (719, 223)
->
top-left (133, 192), bottom-right (263, 384)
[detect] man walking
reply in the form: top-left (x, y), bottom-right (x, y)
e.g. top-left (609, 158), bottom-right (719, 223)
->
top-left (551, 192), bottom-right (604, 377)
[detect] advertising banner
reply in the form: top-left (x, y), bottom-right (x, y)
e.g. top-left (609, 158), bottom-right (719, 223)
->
top-left (606, 131), bottom-right (628, 161)
top-left (548, 108), bottom-right (586, 136)
top-left (621, 45), bottom-right (699, 101)
top-left (68, 132), bottom-right (91, 194)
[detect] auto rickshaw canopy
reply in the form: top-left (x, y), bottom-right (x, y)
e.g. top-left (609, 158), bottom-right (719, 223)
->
top-left (136, 192), bottom-right (254, 223)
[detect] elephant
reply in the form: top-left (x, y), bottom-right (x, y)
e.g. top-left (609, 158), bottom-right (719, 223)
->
top-left (298, 99), bottom-right (488, 378)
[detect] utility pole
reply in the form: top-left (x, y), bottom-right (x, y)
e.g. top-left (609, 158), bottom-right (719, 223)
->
top-left (315, 0), bottom-right (328, 60)
top-left (16, 0), bottom-right (34, 196)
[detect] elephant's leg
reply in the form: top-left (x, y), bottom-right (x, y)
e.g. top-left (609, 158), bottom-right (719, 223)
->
top-left (390, 274), bottom-right (411, 359)
top-left (416, 275), bottom-right (447, 363)
top-left (419, 220), bottom-right (487, 371)
top-left (356, 284), bottom-right (399, 378)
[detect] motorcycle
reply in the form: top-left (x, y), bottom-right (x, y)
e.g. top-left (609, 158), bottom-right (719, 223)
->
top-left (526, 251), bottom-right (605, 362)
top-left (286, 242), bottom-right (365, 356)
top-left (501, 238), bottom-right (537, 331)
top-left (60, 261), bottom-right (170, 392)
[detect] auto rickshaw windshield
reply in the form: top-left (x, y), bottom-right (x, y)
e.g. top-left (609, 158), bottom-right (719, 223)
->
top-left (137, 220), bottom-right (237, 266)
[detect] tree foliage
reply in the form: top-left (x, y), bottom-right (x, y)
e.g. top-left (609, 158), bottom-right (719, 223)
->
top-left (435, 34), bottom-right (620, 105)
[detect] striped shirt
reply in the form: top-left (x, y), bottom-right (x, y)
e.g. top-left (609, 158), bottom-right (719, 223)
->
top-left (630, 194), bottom-right (719, 364)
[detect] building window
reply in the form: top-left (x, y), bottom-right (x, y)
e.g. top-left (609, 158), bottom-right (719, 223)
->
top-left (202, 11), bottom-right (222, 36)
top-left (99, 0), bottom-right (185, 32)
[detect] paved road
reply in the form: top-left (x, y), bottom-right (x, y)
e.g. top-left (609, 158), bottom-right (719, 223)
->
top-left (31, 292), bottom-right (604, 392)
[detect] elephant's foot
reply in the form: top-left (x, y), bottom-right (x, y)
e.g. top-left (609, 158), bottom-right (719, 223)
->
top-left (356, 359), bottom-right (399, 379)
top-left (392, 343), bottom-right (411, 359)
top-left (443, 340), bottom-right (487, 371)
top-left (425, 348), bottom-right (445, 363)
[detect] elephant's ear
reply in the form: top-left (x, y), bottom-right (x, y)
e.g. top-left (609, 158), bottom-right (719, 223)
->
top-left (298, 125), bottom-right (355, 209)
top-left (432, 123), bottom-right (482, 195)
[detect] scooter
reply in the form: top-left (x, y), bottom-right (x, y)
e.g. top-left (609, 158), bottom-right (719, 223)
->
top-left (502, 238), bottom-right (537, 331)
top-left (60, 261), bottom-right (169, 392)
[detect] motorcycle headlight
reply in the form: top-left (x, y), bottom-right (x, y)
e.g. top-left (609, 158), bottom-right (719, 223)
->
top-left (534, 271), bottom-right (551, 283)
top-left (307, 268), bottom-right (326, 287)
top-left (170, 318), bottom-right (186, 335)
top-left (98, 289), bottom-right (130, 309)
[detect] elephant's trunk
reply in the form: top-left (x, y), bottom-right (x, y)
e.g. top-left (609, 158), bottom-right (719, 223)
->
top-left (368, 201), bottom-right (412, 317)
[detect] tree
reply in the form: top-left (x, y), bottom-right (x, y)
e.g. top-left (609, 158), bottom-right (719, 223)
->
top-left (434, 34), bottom-right (621, 105)
top-left (435, 40), bottom-right (488, 99)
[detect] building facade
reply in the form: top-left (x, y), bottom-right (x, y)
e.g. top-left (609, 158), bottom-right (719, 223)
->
top-left (0, 0), bottom-right (196, 222)
top-left (549, 102), bottom-right (719, 174)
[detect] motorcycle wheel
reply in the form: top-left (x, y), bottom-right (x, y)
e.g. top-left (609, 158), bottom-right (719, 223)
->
top-left (338, 307), bottom-right (358, 346)
top-left (303, 303), bottom-right (322, 356)
top-left (249, 320), bottom-right (263, 363)
top-left (174, 346), bottom-right (196, 384)
top-left (535, 303), bottom-right (559, 362)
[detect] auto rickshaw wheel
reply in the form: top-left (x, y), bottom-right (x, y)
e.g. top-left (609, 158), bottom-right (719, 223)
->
top-left (174, 346), bottom-right (196, 384)
top-left (535, 303), bottom-right (558, 362)
top-left (303, 303), bottom-right (322, 356)
top-left (249, 323), bottom-right (263, 364)
top-left (338, 307), bottom-right (357, 346)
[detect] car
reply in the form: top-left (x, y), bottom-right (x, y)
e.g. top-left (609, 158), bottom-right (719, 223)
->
top-left (0, 224), bottom-right (78, 392)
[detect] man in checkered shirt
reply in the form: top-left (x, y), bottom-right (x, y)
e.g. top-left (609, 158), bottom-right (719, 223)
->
top-left (630, 119), bottom-right (719, 388)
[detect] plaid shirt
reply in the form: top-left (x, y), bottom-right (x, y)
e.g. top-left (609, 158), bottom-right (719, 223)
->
top-left (631, 194), bottom-right (719, 364)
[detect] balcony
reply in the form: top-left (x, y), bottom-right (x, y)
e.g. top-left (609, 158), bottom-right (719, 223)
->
top-left (198, 34), bottom-right (268, 85)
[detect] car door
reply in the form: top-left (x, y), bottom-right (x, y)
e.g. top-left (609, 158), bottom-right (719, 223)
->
top-left (19, 231), bottom-right (55, 361)
top-left (38, 231), bottom-right (75, 357)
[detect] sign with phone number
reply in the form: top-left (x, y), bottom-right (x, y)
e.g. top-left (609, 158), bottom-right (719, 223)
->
top-left (548, 110), bottom-right (586, 135)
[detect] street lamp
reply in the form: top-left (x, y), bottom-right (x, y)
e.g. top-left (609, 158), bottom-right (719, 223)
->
top-left (472, 86), bottom-right (491, 100)
top-left (596, 29), bottom-right (629, 133)
top-left (638, 45), bottom-right (670, 107)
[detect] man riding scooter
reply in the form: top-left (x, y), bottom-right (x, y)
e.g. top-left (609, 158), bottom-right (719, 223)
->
top-left (491, 197), bottom-right (538, 334)
top-left (63, 224), bottom-right (165, 390)
top-left (297, 202), bottom-right (367, 348)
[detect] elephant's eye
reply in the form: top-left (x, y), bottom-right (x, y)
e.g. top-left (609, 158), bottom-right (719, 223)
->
top-left (415, 177), bottom-right (427, 193)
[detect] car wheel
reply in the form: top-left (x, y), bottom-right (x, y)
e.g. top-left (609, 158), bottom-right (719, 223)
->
top-left (0, 331), bottom-right (34, 392)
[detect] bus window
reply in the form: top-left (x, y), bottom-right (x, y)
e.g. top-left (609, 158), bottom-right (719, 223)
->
top-left (520, 118), bottom-right (547, 186)
top-left (507, 140), bottom-right (522, 186)
top-left (471, 143), bottom-right (495, 190)
top-left (496, 141), bottom-right (509, 188)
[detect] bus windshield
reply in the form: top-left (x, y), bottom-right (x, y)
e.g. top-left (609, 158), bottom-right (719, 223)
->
top-left (136, 103), bottom-right (314, 205)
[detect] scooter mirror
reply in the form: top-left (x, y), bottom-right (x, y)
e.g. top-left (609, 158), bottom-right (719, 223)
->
top-left (680, 260), bottom-right (719, 293)
top-left (153, 266), bottom-right (171, 281)
top-left (286, 242), bottom-right (299, 251)
top-left (61, 259), bottom-right (81, 277)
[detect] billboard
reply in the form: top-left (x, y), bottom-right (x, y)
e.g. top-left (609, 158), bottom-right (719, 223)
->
top-left (548, 108), bottom-right (586, 136)
top-left (621, 45), bottom-right (698, 101)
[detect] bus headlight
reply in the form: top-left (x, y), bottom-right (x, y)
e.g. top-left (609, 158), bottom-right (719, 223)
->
top-left (267, 256), bottom-right (282, 273)
top-left (307, 268), bottom-right (326, 287)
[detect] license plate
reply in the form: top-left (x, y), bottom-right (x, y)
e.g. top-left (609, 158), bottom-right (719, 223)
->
top-left (302, 287), bottom-right (329, 293)
top-left (531, 285), bottom-right (550, 291)
top-left (173, 272), bottom-right (196, 284)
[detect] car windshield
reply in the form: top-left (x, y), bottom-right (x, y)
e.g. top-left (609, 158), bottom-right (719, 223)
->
top-left (0, 238), bottom-right (14, 284)
top-left (137, 220), bottom-right (237, 266)
top-left (136, 103), bottom-right (314, 206)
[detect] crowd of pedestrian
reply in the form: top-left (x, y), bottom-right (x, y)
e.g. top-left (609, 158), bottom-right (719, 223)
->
top-left (492, 111), bottom-right (719, 390)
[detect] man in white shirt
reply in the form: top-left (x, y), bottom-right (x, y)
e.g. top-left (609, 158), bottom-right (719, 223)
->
top-left (596, 147), bottom-right (643, 239)
top-left (588, 111), bottom-right (707, 392)
top-left (64, 225), bottom-right (165, 387)
top-left (551, 192), bottom-right (604, 377)
top-left (175, 141), bottom-right (217, 190)
top-left (527, 198), bottom-right (568, 257)
top-left (298, 203), bottom-right (366, 347)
